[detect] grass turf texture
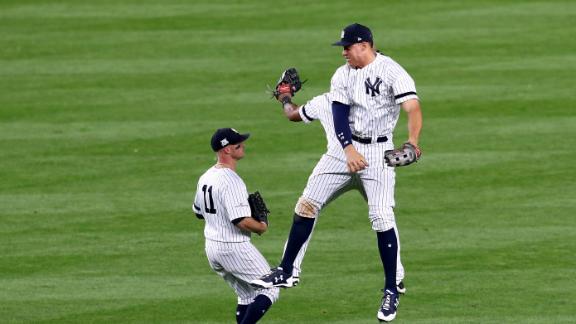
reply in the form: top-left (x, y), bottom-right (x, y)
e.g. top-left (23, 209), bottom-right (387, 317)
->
top-left (1, 0), bottom-right (575, 322)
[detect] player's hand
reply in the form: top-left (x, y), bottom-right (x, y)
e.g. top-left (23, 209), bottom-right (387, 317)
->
top-left (272, 68), bottom-right (303, 99)
top-left (407, 140), bottom-right (422, 158)
top-left (344, 145), bottom-right (368, 173)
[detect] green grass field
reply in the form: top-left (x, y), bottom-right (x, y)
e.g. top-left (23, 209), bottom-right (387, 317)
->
top-left (1, 0), bottom-right (575, 322)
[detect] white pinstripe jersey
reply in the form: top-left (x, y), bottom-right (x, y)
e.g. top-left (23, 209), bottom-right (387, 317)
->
top-left (193, 166), bottom-right (252, 243)
top-left (299, 93), bottom-right (345, 159)
top-left (329, 53), bottom-right (418, 138)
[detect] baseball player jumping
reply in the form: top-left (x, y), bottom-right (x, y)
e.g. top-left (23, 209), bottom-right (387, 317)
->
top-left (251, 92), bottom-right (408, 291)
top-left (251, 23), bottom-right (422, 322)
top-left (193, 128), bottom-right (279, 324)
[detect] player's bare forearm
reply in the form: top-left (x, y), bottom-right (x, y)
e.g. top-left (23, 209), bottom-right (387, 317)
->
top-left (278, 94), bottom-right (302, 122)
top-left (236, 217), bottom-right (268, 235)
top-left (401, 99), bottom-right (422, 146)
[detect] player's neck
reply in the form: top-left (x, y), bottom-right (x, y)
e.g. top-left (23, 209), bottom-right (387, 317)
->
top-left (215, 159), bottom-right (237, 171)
top-left (357, 52), bottom-right (376, 69)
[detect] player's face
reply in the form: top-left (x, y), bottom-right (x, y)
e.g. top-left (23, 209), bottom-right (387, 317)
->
top-left (342, 43), bottom-right (362, 67)
top-left (230, 142), bottom-right (245, 160)
top-left (342, 42), bottom-right (369, 68)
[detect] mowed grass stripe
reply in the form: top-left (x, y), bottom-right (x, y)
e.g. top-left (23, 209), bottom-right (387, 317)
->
top-left (1, 0), bottom-right (575, 322)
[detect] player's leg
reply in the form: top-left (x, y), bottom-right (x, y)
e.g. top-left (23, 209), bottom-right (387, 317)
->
top-left (277, 197), bottom-right (319, 275)
top-left (239, 290), bottom-right (279, 324)
top-left (393, 226), bottom-right (406, 293)
top-left (252, 155), bottom-right (351, 288)
top-left (359, 180), bottom-right (405, 293)
top-left (284, 155), bottom-right (352, 278)
top-left (217, 272), bottom-right (251, 323)
top-left (375, 220), bottom-right (398, 292)
top-left (251, 199), bottom-right (324, 288)
top-left (360, 165), bottom-right (401, 321)
top-left (286, 212), bottom-right (318, 279)
top-left (289, 173), bottom-right (353, 279)
top-left (237, 243), bottom-right (280, 323)
top-left (217, 241), bottom-right (280, 323)
top-left (222, 272), bottom-right (276, 324)
top-left (205, 240), bottom-right (251, 323)
top-left (236, 304), bottom-right (249, 324)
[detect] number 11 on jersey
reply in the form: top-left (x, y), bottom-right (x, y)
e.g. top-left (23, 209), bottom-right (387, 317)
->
top-left (202, 184), bottom-right (217, 214)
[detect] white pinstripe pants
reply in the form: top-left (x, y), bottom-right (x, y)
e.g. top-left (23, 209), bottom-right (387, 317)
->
top-left (205, 239), bottom-right (280, 304)
top-left (289, 141), bottom-right (405, 282)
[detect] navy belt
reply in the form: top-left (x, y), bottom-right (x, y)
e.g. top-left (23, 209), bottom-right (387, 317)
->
top-left (352, 134), bottom-right (388, 144)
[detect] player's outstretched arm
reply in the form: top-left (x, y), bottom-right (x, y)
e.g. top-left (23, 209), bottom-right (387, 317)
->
top-left (277, 93), bottom-right (302, 122)
top-left (272, 67), bottom-right (304, 122)
top-left (401, 99), bottom-right (422, 147)
top-left (236, 217), bottom-right (268, 235)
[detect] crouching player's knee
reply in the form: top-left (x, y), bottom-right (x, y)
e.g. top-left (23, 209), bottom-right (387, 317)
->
top-left (260, 287), bottom-right (280, 304)
top-left (294, 197), bottom-right (320, 219)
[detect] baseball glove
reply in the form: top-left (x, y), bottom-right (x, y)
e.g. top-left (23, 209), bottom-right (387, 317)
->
top-left (384, 142), bottom-right (422, 167)
top-left (248, 191), bottom-right (270, 225)
top-left (272, 67), bottom-right (304, 99)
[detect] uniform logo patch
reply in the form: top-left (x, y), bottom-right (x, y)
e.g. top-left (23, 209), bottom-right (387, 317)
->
top-left (341, 30), bottom-right (345, 38)
top-left (221, 138), bottom-right (229, 146)
top-left (365, 77), bottom-right (383, 97)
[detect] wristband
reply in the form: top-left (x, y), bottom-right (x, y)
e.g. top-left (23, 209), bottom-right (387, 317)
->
top-left (280, 96), bottom-right (292, 107)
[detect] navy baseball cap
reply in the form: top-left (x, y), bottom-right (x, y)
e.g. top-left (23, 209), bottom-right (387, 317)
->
top-left (332, 23), bottom-right (373, 46)
top-left (211, 128), bottom-right (250, 152)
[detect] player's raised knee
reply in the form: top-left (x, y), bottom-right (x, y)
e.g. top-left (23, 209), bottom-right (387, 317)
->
top-left (294, 197), bottom-right (320, 218)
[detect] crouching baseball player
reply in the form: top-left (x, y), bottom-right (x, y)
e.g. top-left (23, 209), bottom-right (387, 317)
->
top-left (193, 128), bottom-right (278, 324)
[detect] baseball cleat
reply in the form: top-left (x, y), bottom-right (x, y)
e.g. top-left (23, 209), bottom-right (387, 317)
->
top-left (250, 267), bottom-right (298, 289)
top-left (396, 281), bottom-right (406, 294)
top-left (377, 289), bottom-right (399, 322)
top-left (292, 276), bottom-right (300, 287)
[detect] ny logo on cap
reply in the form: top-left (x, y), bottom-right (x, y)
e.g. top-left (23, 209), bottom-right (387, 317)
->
top-left (221, 138), bottom-right (229, 146)
top-left (341, 30), bottom-right (345, 38)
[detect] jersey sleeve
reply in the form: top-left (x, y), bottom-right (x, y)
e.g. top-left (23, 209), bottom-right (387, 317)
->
top-left (299, 95), bottom-right (323, 123)
top-left (192, 186), bottom-right (204, 219)
top-left (329, 67), bottom-right (351, 105)
top-left (389, 60), bottom-right (419, 104)
top-left (221, 177), bottom-right (251, 223)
